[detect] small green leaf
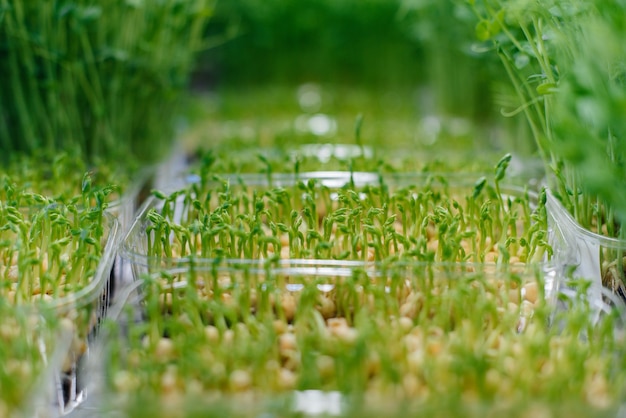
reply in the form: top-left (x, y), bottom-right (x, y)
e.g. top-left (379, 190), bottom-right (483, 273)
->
top-left (476, 20), bottom-right (492, 41)
top-left (151, 189), bottom-right (168, 200)
top-left (536, 82), bottom-right (557, 95)
top-left (495, 153), bottom-right (512, 181)
top-left (473, 177), bottom-right (487, 199)
top-left (81, 173), bottom-right (92, 194)
top-left (475, 15), bottom-right (501, 41)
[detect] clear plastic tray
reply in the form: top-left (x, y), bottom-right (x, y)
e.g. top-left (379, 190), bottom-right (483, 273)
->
top-left (76, 261), bottom-right (625, 417)
top-left (108, 168), bottom-right (156, 309)
top-left (60, 212), bottom-right (119, 414)
top-left (1, 209), bottom-right (121, 415)
top-left (0, 303), bottom-right (75, 418)
top-left (57, 212), bottom-right (118, 316)
top-left (106, 173), bottom-right (148, 235)
top-left (546, 189), bottom-right (626, 321)
top-left (121, 171), bottom-right (548, 281)
top-left (172, 144), bottom-right (546, 190)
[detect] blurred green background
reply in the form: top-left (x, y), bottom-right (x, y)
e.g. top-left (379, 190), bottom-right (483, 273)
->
top-left (0, 0), bottom-right (536, 172)
top-left (202, 0), bottom-right (422, 86)
top-left (195, 0), bottom-right (495, 118)
top-left (181, 0), bottom-right (535, 165)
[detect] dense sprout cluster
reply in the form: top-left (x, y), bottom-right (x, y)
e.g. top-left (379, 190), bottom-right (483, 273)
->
top-left (138, 170), bottom-right (548, 267)
top-left (100, 265), bottom-right (626, 417)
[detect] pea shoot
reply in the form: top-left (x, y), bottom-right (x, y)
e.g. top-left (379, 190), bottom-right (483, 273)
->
top-left (95, 262), bottom-right (626, 416)
top-left (128, 163), bottom-right (548, 271)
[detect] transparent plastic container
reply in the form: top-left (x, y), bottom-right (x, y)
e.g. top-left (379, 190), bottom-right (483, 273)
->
top-left (546, 189), bottom-right (626, 323)
top-left (157, 145), bottom-right (546, 193)
top-left (120, 171), bottom-right (549, 284)
top-left (0, 303), bottom-right (76, 418)
top-left (0, 208), bottom-right (120, 415)
top-left (106, 176), bottom-right (146, 235)
top-left (42, 212), bottom-right (119, 316)
top-left (55, 213), bottom-right (120, 414)
top-left (75, 261), bottom-right (626, 417)
top-left (108, 168), bottom-right (156, 308)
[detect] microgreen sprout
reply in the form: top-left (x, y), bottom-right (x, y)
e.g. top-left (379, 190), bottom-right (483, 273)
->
top-left (98, 262), bottom-right (625, 416)
top-left (0, 151), bottom-right (130, 206)
top-left (0, 178), bottom-right (113, 311)
top-left (136, 166), bottom-right (548, 268)
top-left (0, 301), bottom-right (63, 417)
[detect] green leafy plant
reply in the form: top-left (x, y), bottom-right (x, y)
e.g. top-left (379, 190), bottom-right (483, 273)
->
top-left (0, 0), bottom-right (214, 164)
top-left (464, 0), bottom-right (626, 298)
top-left (466, 0), bottom-right (626, 235)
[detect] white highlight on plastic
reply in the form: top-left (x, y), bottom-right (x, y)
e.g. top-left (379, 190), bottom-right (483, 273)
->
top-left (293, 390), bottom-right (343, 415)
